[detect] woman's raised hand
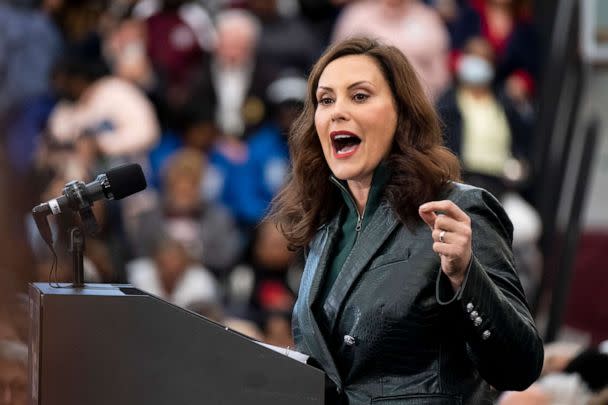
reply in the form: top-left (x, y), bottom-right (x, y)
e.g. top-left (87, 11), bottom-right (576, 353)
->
top-left (419, 200), bottom-right (472, 290)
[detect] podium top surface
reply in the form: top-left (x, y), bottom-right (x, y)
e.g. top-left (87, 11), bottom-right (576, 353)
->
top-left (31, 282), bottom-right (146, 297)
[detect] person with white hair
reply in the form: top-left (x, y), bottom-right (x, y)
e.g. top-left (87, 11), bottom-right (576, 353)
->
top-left (211, 9), bottom-right (278, 138)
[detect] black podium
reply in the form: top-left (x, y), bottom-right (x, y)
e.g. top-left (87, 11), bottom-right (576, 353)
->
top-left (28, 283), bottom-right (325, 405)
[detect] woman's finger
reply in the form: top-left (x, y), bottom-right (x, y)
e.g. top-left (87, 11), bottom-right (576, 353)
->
top-left (418, 206), bottom-right (438, 230)
top-left (419, 200), bottom-right (470, 224)
top-left (432, 241), bottom-right (462, 258)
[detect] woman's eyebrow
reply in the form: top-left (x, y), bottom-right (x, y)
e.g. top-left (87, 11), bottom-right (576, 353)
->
top-left (347, 80), bottom-right (374, 89)
top-left (317, 80), bottom-right (374, 91)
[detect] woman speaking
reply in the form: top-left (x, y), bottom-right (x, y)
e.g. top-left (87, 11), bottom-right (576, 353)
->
top-left (271, 37), bottom-right (543, 404)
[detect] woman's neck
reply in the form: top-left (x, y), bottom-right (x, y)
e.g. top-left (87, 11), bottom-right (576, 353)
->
top-left (346, 180), bottom-right (372, 215)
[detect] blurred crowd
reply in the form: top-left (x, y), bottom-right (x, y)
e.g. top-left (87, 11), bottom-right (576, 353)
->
top-left (0, 0), bottom-right (606, 403)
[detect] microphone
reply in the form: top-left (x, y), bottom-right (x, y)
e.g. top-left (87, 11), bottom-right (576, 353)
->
top-left (32, 163), bottom-right (147, 245)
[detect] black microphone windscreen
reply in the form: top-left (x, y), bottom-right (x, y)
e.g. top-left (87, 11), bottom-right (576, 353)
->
top-left (106, 163), bottom-right (147, 200)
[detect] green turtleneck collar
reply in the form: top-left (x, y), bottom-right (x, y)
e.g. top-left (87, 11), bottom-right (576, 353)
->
top-left (317, 162), bottom-right (391, 309)
top-left (331, 161), bottom-right (391, 228)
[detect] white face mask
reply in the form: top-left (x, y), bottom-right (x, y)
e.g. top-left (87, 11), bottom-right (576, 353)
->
top-left (457, 55), bottom-right (495, 86)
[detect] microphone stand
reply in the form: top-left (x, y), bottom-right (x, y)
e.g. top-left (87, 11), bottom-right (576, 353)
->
top-left (69, 227), bottom-right (85, 288)
top-left (61, 180), bottom-right (99, 288)
top-left (69, 205), bottom-right (99, 288)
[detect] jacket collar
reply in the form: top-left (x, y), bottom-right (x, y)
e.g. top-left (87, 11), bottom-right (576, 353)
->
top-left (312, 163), bottom-right (400, 322)
top-left (321, 201), bottom-right (399, 334)
top-left (332, 161), bottom-right (391, 226)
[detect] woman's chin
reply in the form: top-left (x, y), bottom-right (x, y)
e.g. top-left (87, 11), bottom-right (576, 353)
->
top-left (330, 166), bottom-right (372, 185)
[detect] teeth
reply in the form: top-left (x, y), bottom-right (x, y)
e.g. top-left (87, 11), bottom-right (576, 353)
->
top-left (334, 134), bottom-right (356, 140)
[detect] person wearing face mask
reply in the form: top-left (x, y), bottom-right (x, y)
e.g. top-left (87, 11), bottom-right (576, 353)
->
top-left (437, 36), bottom-right (532, 192)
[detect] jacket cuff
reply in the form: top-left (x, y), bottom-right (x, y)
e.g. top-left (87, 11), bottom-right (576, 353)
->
top-left (435, 255), bottom-right (497, 342)
top-left (435, 257), bottom-right (473, 305)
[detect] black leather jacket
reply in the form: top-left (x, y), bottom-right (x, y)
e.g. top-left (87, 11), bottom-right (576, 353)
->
top-left (292, 183), bottom-right (543, 405)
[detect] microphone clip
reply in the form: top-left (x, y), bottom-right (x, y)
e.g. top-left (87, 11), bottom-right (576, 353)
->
top-left (63, 180), bottom-right (99, 236)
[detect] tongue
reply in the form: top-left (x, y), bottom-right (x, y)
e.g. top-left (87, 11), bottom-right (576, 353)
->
top-left (337, 144), bottom-right (358, 155)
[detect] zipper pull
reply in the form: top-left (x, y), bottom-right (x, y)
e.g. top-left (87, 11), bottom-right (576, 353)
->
top-left (355, 215), bottom-right (363, 232)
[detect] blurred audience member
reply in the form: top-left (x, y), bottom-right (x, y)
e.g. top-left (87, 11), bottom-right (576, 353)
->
top-left (218, 71), bottom-right (305, 228)
top-left (204, 8), bottom-right (281, 234)
top-left (212, 9), bottom-right (277, 137)
top-left (0, 340), bottom-right (27, 405)
top-left (147, 91), bottom-right (219, 189)
top-left (103, 16), bottom-right (156, 92)
top-left (130, 148), bottom-right (242, 275)
top-left (4, 61), bottom-right (67, 176)
top-left (247, 72), bottom-right (305, 216)
top-left (497, 384), bottom-right (551, 405)
top-left (437, 36), bottom-right (531, 182)
top-left (0, 0), bottom-right (63, 118)
top-left (437, 37), bottom-right (541, 298)
top-left (0, 321), bottom-right (18, 343)
top-left (50, 0), bottom-right (106, 46)
top-left (298, 0), bottom-right (345, 47)
top-left (499, 373), bottom-right (594, 404)
top-left (564, 348), bottom-right (608, 393)
top-left (45, 54), bottom-right (159, 173)
top-left (248, 0), bottom-right (322, 73)
top-left (427, 0), bottom-right (481, 52)
top-left (332, 0), bottom-right (450, 100)
top-left (262, 311), bottom-right (294, 348)
top-left (589, 388), bottom-right (608, 405)
top-left (144, 0), bottom-right (213, 115)
top-left (249, 220), bottom-right (295, 312)
top-left (451, 0), bottom-right (539, 90)
top-left (127, 237), bottom-right (220, 309)
top-left (134, 0), bottom-right (216, 53)
top-left (542, 341), bottom-right (586, 377)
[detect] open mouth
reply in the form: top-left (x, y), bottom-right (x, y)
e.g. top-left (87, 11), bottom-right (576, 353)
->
top-left (331, 132), bottom-right (361, 158)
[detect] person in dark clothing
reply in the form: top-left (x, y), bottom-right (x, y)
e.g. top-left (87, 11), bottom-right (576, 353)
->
top-left (271, 37), bottom-right (543, 405)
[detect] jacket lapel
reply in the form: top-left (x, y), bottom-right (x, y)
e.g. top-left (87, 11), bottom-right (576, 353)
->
top-left (308, 212), bottom-right (342, 304)
top-left (295, 214), bottom-right (342, 385)
top-left (322, 202), bottom-right (400, 333)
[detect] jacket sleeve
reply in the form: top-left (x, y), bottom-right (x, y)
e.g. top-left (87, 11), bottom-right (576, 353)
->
top-left (435, 187), bottom-right (544, 391)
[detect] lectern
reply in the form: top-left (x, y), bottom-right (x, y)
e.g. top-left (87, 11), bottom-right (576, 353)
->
top-left (28, 283), bottom-right (325, 405)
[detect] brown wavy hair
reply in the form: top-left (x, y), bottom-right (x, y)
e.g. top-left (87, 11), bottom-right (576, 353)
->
top-left (270, 37), bottom-right (461, 249)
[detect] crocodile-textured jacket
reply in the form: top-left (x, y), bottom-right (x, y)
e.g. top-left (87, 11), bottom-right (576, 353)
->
top-left (292, 182), bottom-right (543, 405)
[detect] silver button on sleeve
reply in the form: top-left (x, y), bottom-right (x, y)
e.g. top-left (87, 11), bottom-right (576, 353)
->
top-left (474, 316), bottom-right (483, 327)
top-left (482, 330), bottom-right (491, 340)
top-left (344, 335), bottom-right (356, 346)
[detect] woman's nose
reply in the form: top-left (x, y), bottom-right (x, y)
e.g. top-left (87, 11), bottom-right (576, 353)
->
top-left (330, 99), bottom-right (350, 122)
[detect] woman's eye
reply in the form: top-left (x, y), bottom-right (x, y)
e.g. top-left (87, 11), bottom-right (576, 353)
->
top-left (353, 93), bottom-right (369, 102)
top-left (318, 97), bottom-right (333, 105)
